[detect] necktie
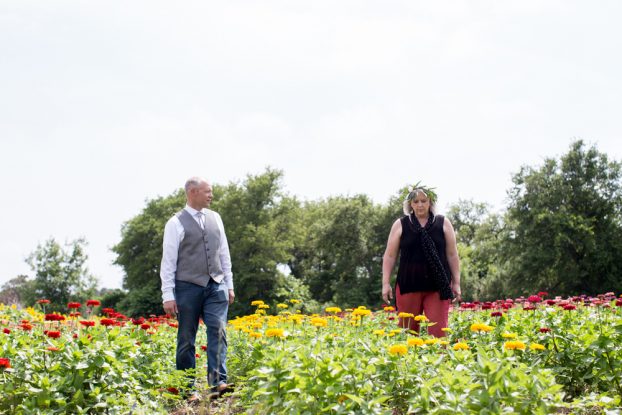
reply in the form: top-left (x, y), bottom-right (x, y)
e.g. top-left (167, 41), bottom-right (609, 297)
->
top-left (196, 212), bottom-right (205, 230)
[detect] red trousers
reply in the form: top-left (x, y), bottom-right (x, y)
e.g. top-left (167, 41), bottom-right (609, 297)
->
top-left (395, 285), bottom-right (450, 338)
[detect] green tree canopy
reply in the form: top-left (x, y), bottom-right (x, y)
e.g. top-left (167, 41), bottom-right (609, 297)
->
top-left (501, 140), bottom-right (622, 296)
top-left (26, 237), bottom-right (97, 312)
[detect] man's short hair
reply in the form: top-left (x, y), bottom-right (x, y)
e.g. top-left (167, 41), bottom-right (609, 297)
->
top-left (184, 177), bottom-right (205, 193)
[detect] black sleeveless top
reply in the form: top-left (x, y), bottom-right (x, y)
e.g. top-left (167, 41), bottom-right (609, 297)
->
top-left (396, 214), bottom-right (451, 294)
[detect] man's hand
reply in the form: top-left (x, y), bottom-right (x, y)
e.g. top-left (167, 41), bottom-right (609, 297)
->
top-left (163, 300), bottom-right (178, 316)
top-left (228, 290), bottom-right (235, 305)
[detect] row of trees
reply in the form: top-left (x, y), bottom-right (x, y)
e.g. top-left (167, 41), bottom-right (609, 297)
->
top-left (2, 140), bottom-right (622, 316)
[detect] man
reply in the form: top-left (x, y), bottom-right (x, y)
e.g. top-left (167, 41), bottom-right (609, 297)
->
top-left (160, 177), bottom-right (235, 400)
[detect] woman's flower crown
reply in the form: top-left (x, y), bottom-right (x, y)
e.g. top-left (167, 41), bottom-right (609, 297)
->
top-left (403, 181), bottom-right (438, 204)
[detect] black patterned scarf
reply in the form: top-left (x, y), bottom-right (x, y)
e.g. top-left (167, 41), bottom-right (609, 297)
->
top-left (410, 213), bottom-right (454, 301)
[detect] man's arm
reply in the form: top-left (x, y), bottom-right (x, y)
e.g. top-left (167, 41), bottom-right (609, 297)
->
top-left (215, 213), bottom-right (234, 304)
top-left (161, 218), bottom-right (180, 314)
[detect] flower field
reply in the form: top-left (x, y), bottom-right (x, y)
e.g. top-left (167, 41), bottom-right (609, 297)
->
top-left (2, 294), bottom-right (622, 414)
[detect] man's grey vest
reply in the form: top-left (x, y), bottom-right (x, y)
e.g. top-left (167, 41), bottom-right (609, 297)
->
top-left (175, 209), bottom-right (225, 286)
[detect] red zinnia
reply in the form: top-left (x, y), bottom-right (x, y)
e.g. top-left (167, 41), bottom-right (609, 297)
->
top-left (491, 311), bottom-right (503, 317)
top-left (47, 346), bottom-right (60, 352)
top-left (20, 323), bottom-right (33, 331)
top-left (45, 313), bottom-right (65, 321)
top-left (201, 345), bottom-right (207, 351)
top-left (3, 328), bottom-right (10, 334)
top-left (86, 300), bottom-right (101, 307)
top-left (539, 327), bottom-right (551, 333)
top-left (168, 322), bottom-right (178, 328)
top-left (615, 299), bottom-right (622, 307)
top-left (37, 299), bottom-right (51, 304)
top-left (69, 312), bottom-right (81, 317)
top-left (140, 324), bottom-right (150, 330)
top-left (527, 295), bottom-right (542, 303)
top-left (47, 331), bottom-right (61, 339)
top-left (67, 302), bottom-right (81, 309)
top-left (0, 358), bottom-right (10, 369)
top-left (132, 318), bottom-right (145, 325)
top-left (79, 320), bottom-right (95, 327)
top-left (563, 304), bottom-right (577, 311)
top-left (100, 318), bottom-right (115, 326)
top-left (102, 308), bottom-right (115, 315)
top-left (538, 291), bottom-right (549, 298)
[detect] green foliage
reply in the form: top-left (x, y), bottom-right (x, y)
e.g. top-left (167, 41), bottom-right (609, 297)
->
top-left (0, 305), bottom-right (188, 414)
top-left (112, 189), bottom-right (185, 316)
top-left (288, 194), bottom-right (400, 309)
top-left (25, 238), bottom-right (97, 312)
top-left (0, 275), bottom-right (35, 308)
top-left (212, 168), bottom-right (302, 316)
top-left (225, 295), bottom-right (622, 414)
top-left (97, 288), bottom-right (128, 312)
top-left (502, 140), bottom-right (622, 297)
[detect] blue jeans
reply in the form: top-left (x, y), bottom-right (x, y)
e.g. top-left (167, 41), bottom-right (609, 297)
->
top-left (175, 279), bottom-right (229, 389)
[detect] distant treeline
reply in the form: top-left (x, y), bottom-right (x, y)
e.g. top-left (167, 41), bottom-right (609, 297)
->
top-left (3, 140), bottom-right (621, 317)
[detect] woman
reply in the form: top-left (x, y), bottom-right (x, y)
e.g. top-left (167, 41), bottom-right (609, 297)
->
top-left (382, 183), bottom-right (462, 337)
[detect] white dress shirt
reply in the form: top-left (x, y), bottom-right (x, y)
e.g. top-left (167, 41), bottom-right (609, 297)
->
top-left (160, 205), bottom-right (234, 303)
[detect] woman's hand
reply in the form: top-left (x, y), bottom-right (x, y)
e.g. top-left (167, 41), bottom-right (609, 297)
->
top-left (382, 283), bottom-right (393, 305)
top-left (451, 281), bottom-right (462, 303)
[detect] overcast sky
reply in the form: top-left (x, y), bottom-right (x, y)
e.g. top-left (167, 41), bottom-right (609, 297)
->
top-left (1, 1), bottom-right (621, 290)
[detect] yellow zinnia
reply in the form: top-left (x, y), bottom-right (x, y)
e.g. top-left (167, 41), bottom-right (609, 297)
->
top-left (470, 323), bottom-right (493, 333)
top-left (453, 342), bottom-right (470, 350)
top-left (325, 307), bottom-right (342, 314)
top-left (388, 344), bottom-right (408, 356)
top-left (504, 340), bottom-right (526, 350)
top-left (251, 300), bottom-right (264, 306)
top-left (310, 317), bottom-right (328, 327)
top-left (373, 329), bottom-right (385, 336)
top-left (414, 315), bottom-right (428, 322)
top-left (265, 328), bottom-right (285, 338)
top-left (501, 332), bottom-right (517, 339)
top-left (351, 308), bottom-right (372, 317)
top-left (530, 343), bottom-right (546, 351)
top-left (398, 312), bottom-right (414, 319)
top-left (277, 303), bottom-right (288, 309)
top-left (407, 338), bottom-right (424, 347)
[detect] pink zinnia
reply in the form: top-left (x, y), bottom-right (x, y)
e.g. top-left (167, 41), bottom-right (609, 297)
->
top-left (527, 295), bottom-right (542, 303)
